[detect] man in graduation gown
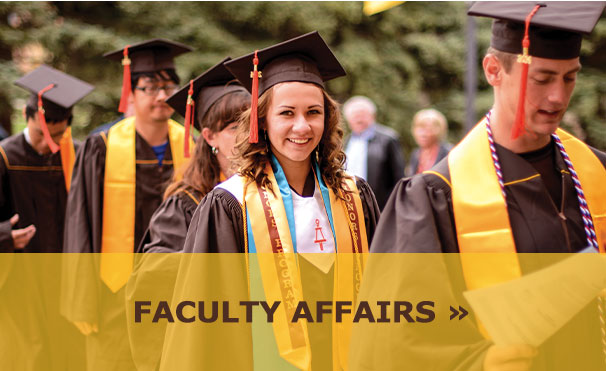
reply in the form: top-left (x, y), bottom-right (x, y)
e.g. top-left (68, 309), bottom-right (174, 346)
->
top-left (0, 65), bottom-right (93, 370)
top-left (351, 2), bottom-right (606, 371)
top-left (61, 39), bottom-right (192, 370)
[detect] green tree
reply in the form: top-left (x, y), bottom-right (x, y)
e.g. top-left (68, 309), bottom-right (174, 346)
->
top-left (1, 1), bottom-right (604, 151)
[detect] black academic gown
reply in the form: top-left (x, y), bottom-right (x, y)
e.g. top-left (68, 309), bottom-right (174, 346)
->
top-left (126, 189), bottom-right (202, 371)
top-left (351, 140), bottom-right (606, 370)
top-left (160, 175), bottom-right (380, 370)
top-left (0, 133), bottom-right (79, 253)
top-left (0, 133), bottom-right (85, 371)
top-left (137, 189), bottom-right (202, 254)
top-left (61, 130), bottom-right (175, 371)
top-left (183, 176), bottom-right (379, 253)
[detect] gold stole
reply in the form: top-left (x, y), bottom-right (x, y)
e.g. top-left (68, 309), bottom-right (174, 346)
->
top-left (243, 163), bottom-right (368, 370)
top-left (449, 121), bottom-right (606, 335)
top-left (100, 117), bottom-right (190, 293)
top-left (59, 126), bottom-right (76, 192)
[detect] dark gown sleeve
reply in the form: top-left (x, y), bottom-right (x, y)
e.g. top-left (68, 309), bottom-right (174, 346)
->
top-left (355, 177), bottom-right (381, 246)
top-left (0, 153), bottom-right (13, 254)
top-left (63, 133), bottom-right (106, 254)
top-left (370, 173), bottom-right (459, 253)
top-left (125, 194), bottom-right (199, 371)
top-left (350, 172), bottom-right (492, 371)
top-left (137, 192), bottom-right (199, 254)
top-left (0, 219), bottom-right (13, 253)
top-left (126, 191), bottom-right (202, 371)
top-left (160, 188), bottom-right (252, 370)
top-left (60, 134), bottom-right (106, 325)
top-left (182, 188), bottom-right (245, 253)
top-left (0, 219), bottom-right (13, 291)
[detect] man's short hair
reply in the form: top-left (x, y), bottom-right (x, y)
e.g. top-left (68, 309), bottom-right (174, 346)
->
top-left (131, 68), bottom-right (180, 92)
top-left (486, 46), bottom-right (517, 73)
top-left (25, 105), bottom-right (72, 125)
top-left (343, 95), bottom-right (377, 118)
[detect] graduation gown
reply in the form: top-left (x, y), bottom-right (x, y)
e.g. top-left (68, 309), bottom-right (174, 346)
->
top-left (0, 133), bottom-right (78, 254)
top-left (351, 140), bottom-right (606, 370)
top-left (137, 189), bottom-right (202, 254)
top-left (61, 130), bottom-right (176, 371)
top-left (0, 133), bottom-right (84, 371)
top-left (160, 175), bottom-right (380, 370)
top-left (182, 176), bottom-right (379, 253)
top-left (126, 189), bottom-right (202, 371)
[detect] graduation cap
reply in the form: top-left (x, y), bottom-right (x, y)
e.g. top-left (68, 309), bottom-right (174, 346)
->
top-left (14, 64), bottom-right (94, 153)
top-left (103, 38), bottom-right (193, 114)
top-left (166, 57), bottom-right (249, 157)
top-left (468, 2), bottom-right (606, 138)
top-left (224, 31), bottom-right (346, 143)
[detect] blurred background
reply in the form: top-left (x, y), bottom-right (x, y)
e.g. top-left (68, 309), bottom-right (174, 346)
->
top-left (1, 1), bottom-right (605, 155)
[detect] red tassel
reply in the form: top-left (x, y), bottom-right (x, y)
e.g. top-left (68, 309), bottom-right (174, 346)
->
top-left (184, 79), bottom-right (194, 158)
top-left (512, 5), bottom-right (542, 139)
top-left (119, 45), bottom-right (131, 113)
top-left (249, 50), bottom-right (260, 144)
top-left (37, 83), bottom-right (60, 153)
top-left (512, 62), bottom-right (530, 139)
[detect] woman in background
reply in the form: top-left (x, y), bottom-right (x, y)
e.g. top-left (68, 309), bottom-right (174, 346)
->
top-left (407, 108), bottom-right (452, 176)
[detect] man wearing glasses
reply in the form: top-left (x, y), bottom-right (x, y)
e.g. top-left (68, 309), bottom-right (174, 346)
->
top-left (62, 39), bottom-right (192, 371)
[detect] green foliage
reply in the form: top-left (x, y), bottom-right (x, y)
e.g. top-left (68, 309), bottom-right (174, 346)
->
top-left (0, 1), bottom-right (604, 152)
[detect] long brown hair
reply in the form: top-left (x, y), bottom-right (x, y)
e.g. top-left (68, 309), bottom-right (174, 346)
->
top-left (164, 90), bottom-right (250, 199)
top-left (232, 83), bottom-right (348, 197)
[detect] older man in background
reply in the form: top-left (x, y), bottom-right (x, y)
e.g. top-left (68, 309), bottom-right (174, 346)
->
top-left (343, 95), bottom-right (405, 210)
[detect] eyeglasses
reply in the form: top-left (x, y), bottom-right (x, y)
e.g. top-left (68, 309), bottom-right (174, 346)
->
top-left (135, 84), bottom-right (179, 96)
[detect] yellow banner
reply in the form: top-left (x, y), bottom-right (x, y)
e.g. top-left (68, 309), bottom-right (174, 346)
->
top-left (363, 1), bottom-right (404, 16)
top-left (2, 253), bottom-right (603, 370)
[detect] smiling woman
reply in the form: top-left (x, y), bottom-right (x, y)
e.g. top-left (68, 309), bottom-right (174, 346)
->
top-left (161, 31), bottom-right (381, 371)
top-left (234, 80), bottom-right (346, 198)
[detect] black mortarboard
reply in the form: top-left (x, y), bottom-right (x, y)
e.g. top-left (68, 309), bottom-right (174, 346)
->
top-left (104, 38), bottom-right (192, 73)
top-left (15, 64), bottom-right (94, 119)
top-left (166, 57), bottom-right (248, 128)
top-left (468, 2), bottom-right (606, 60)
top-left (224, 31), bottom-right (346, 143)
top-left (468, 1), bottom-right (605, 139)
top-left (14, 64), bottom-right (94, 153)
top-left (224, 31), bottom-right (345, 96)
top-left (103, 38), bottom-right (192, 113)
top-left (166, 58), bottom-right (249, 157)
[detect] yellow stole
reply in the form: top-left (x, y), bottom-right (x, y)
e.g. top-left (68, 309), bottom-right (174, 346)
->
top-left (243, 162), bottom-right (368, 370)
top-left (100, 116), bottom-right (191, 293)
top-left (59, 127), bottom-right (76, 192)
top-left (449, 120), bottom-right (606, 299)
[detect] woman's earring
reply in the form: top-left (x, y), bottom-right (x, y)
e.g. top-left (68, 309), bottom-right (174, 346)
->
top-left (211, 146), bottom-right (218, 155)
top-left (315, 147), bottom-right (320, 163)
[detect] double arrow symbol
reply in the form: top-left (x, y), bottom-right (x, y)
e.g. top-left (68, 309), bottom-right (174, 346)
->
top-left (449, 305), bottom-right (468, 320)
